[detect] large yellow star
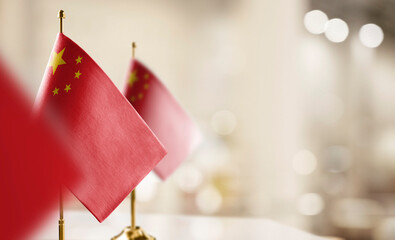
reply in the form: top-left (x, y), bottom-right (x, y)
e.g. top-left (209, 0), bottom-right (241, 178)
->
top-left (74, 70), bottom-right (82, 79)
top-left (64, 84), bottom-right (71, 93)
top-left (52, 87), bottom-right (59, 96)
top-left (129, 70), bottom-right (138, 87)
top-left (49, 48), bottom-right (66, 75)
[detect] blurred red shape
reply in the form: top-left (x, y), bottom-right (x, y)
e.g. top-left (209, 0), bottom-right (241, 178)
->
top-left (0, 58), bottom-right (79, 239)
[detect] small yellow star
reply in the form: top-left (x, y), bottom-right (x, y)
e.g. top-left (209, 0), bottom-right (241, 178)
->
top-left (144, 73), bottom-right (150, 80)
top-left (138, 93), bottom-right (144, 99)
top-left (75, 56), bottom-right (82, 64)
top-left (144, 83), bottom-right (149, 90)
top-left (129, 70), bottom-right (138, 87)
top-left (49, 48), bottom-right (66, 75)
top-left (130, 96), bottom-right (136, 102)
top-left (74, 70), bottom-right (82, 79)
top-left (64, 84), bottom-right (71, 93)
top-left (52, 87), bottom-right (59, 96)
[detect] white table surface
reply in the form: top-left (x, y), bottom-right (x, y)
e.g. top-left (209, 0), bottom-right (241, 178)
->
top-left (32, 211), bottom-right (328, 240)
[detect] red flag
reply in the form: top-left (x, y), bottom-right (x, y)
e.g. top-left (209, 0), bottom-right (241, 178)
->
top-left (124, 59), bottom-right (201, 180)
top-left (0, 58), bottom-right (78, 239)
top-left (34, 34), bottom-right (167, 222)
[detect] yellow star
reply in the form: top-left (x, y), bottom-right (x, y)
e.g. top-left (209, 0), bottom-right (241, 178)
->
top-left (75, 56), bottom-right (82, 64)
top-left (49, 48), bottom-right (66, 75)
top-left (144, 73), bottom-right (150, 80)
top-left (52, 87), bottom-right (59, 96)
top-left (74, 70), bottom-right (82, 79)
top-left (138, 93), bottom-right (144, 99)
top-left (130, 96), bottom-right (136, 102)
top-left (144, 83), bottom-right (149, 90)
top-left (129, 70), bottom-right (138, 87)
top-left (64, 84), bottom-right (71, 93)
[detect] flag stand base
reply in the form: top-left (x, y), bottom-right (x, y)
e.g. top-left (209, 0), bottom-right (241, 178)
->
top-left (111, 226), bottom-right (155, 240)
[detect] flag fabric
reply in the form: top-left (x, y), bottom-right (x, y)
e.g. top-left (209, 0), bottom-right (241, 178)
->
top-left (124, 59), bottom-right (201, 180)
top-left (34, 33), bottom-right (167, 222)
top-left (0, 58), bottom-right (79, 239)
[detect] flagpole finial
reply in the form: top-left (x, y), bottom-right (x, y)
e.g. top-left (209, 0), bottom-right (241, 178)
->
top-left (132, 42), bottom-right (136, 58)
top-left (57, 10), bottom-right (65, 33)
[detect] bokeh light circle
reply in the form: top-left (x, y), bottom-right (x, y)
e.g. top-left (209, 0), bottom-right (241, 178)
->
top-left (196, 185), bottom-right (222, 214)
top-left (359, 23), bottom-right (384, 48)
top-left (298, 193), bottom-right (325, 216)
top-left (325, 18), bottom-right (349, 43)
top-left (292, 150), bottom-right (317, 175)
top-left (304, 10), bottom-right (328, 34)
top-left (211, 110), bottom-right (237, 135)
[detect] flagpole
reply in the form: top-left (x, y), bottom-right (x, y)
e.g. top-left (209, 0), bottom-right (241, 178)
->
top-left (58, 10), bottom-right (65, 240)
top-left (132, 42), bottom-right (136, 59)
top-left (131, 41), bottom-right (137, 232)
top-left (112, 42), bottom-right (155, 240)
top-left (59, 188), bottom-right (65, 240)
top-left (131, 189), bottom-right (136, 231)
top-left (58, 10), bottom-right (65, 34)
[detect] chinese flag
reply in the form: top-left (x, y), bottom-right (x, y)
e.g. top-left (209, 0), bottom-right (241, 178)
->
top-left (0, 58), bottom-right (78, 239)
top-left (124, 59), bottom-right (201, 180)
top-left (34, 34), bottom-right (167, 222)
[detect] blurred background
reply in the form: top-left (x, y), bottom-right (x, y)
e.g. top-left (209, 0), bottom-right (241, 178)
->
top-left (1, 0), bottom-right (395, 239)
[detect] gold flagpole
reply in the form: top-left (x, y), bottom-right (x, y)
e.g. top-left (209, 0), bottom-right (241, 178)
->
top-left (58, 10), bottom-right (65, 240)
top-left (112, 43), bottom-right (155, 240)
top-left (131, 189), bottom-right (136, 231)
top-left (132, 42), bottom-right (136, 58)
top-left (130, 42), bottom-right (137, 233)
top-left (58, 10), bottom-right (65, 33)
top-left (59, 188), bottom-right (65, 240)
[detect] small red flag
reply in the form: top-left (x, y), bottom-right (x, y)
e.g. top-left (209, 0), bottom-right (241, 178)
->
top-left (34, 34), bottom-right (167, 222)
top-left (124, 59), bottom-right (201, 180)
top-left (0, 58), bottom-right (79, 239)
